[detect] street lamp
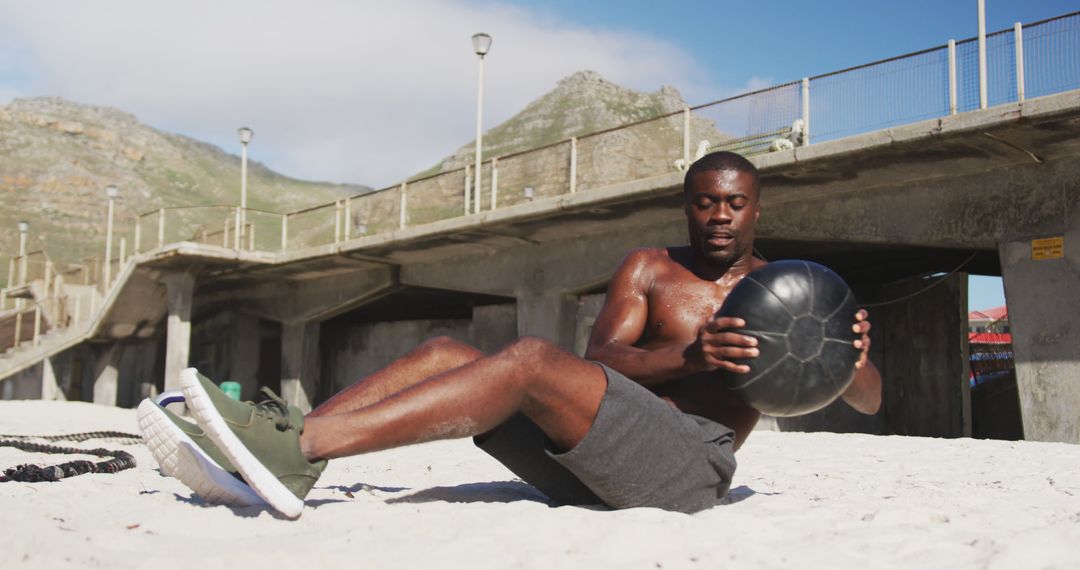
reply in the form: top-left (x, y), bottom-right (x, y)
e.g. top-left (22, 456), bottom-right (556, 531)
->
top-left (17, 221), bottom-right (29, 286)
top-left (471, 32), bottom-right (491, 215)
top-left (238, 127), bottom-right (253, 248)
top-left (104, 185), bottom-right (119, 290)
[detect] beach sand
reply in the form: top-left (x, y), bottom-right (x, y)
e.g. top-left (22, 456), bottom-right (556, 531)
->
top-left (1, 400), bottom-right (1078, 569)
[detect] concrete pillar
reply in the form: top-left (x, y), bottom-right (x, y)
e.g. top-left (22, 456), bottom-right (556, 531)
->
top-left (230, 312), bottom-right (261, 400)
top-left (162, 273), bottom-right (195, 393)
top-left (93, 345), bottom-right (120, 406)
top-left (281, 320), bottom-right (320, 414)
top-left (878, 272), bottom-right (970, 438)
top-left (516, 291), bottom-right (578, 349)
top-left (41, 357), bottom-right (65, 401)
top-left (1000, 229), bottom-right (1080, 443)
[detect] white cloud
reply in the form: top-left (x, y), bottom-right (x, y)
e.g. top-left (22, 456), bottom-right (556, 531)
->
top-left (0, 0), bottom-right (721, 188)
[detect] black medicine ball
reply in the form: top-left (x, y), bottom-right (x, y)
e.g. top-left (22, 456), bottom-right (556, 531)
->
top-left (715, 260), bottom-right (860, 417)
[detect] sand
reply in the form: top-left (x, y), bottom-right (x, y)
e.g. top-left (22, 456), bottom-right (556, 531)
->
top-left (1, 400), bottom-right (1078, 569)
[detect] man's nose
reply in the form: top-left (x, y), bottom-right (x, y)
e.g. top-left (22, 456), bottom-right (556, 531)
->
top-left (710, 204), bottom-right (733, 223)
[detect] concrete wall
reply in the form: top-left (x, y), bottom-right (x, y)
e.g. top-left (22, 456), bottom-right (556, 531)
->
top-left (319, 303), bottom-right (517, 405)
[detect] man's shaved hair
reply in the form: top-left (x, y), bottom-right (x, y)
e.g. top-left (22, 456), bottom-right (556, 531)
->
top-left (683, 151), bottom-right (761, 196)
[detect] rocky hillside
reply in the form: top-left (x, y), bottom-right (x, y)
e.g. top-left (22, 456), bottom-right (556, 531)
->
top-left (424, 70), bottom-right (721, 175)
top-left (0, 97), bottom-right (365, 280)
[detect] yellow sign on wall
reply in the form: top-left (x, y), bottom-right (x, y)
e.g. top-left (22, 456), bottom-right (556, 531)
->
top-left (1031, 237), bottom-right (1064, 260)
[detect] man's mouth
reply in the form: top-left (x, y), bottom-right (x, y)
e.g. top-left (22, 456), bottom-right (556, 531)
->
top-left (705, 230), bottom-right (734, 248)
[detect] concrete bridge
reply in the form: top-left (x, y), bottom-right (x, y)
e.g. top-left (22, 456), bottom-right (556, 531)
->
top-left (3, 87), bottom-right (1078, 443)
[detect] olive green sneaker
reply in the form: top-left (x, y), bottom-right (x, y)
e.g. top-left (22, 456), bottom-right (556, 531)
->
top-left (180, 368), bottom-right (327, 519)
top-left (136, 393), bottom-right (265, 507)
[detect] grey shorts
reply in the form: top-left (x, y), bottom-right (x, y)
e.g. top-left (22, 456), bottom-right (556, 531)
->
top-left (474, 363), bottom-right (737, 513)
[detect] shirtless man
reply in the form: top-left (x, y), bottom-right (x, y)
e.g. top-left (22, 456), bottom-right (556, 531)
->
top-left (147, 151), bottom-right (881, 518)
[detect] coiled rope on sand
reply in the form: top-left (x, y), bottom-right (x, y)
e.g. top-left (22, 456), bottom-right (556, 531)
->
top-left (0, 431), bottom-right (140, 482)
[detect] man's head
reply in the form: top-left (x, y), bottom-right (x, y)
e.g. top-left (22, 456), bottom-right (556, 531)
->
top-left (683, 151), bottom-right (761, 268)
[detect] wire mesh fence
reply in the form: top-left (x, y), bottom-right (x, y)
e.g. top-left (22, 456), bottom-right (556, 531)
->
top-left (405, 169), bottom-right (468, 225)
top-left (1023, 12), bottom-right (1080, 99)
top-left (284, 202), bottom-right (339, 250)
top-left (691, 82), bottom-right (803, 157)
top-left (492, 141), bottom-right (572, 208)
top-left (346, 187), bottom-right (402, 239)
top-left (812, 47), bottom-right (950, 142)
top-left (576, 113), bottom-right (683, 192)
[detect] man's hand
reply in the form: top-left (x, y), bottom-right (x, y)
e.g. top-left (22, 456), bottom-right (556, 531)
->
top-left (692, 317), bottom-right (760, 374)
top-left (842, 308), bottom-right (882, 415)
top-left (853, 308), bottom-right (872, 368)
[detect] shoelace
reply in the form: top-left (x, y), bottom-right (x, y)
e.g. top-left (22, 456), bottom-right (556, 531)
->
top-left (252, 387), bottom-right (293, 432)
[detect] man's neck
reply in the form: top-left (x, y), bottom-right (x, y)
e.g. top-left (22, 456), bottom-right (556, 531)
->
top-left (690, 250), bottom-right (756, 283)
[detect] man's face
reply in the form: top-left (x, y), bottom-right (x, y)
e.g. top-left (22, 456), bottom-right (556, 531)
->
top-left (684, 169), bottom-right (760, 267)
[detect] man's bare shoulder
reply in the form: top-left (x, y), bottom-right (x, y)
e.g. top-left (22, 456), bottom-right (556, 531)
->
top-left (617, 247), bottom-right (688, 277)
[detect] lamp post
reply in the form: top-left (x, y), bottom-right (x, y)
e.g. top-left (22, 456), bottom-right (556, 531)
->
top-left (17, 221), bottom-right (29, 286)
top-left (238, 127), bottom-right (253, 246)
top-left (471, 32), bottom-right (491, 215)
top-left (104, 185), bottom-right (119, 290)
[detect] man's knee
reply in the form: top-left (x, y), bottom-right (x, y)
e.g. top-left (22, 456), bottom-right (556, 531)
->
top-left (502, 336), bottom-right (561, 363)
top-left (417, 336), bottom-right (483, 363)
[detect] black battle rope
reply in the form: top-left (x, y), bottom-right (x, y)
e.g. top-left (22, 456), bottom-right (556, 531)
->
top-left (0, 432), bottom-right (140, 483)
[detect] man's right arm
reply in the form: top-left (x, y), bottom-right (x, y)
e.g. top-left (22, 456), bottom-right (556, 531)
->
top-left (584, 250), bottom-right (699, 386)
top-left (584, 249), bottom-right (757, 387)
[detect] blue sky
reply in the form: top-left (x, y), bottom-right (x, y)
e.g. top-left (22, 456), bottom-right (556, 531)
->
top-left (504, 0), bottom-right (1077, 97)
top-left (3, 0), bottom-right (1072, 309)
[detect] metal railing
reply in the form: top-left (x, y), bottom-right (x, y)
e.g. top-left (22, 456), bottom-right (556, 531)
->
top-left (1, 11), bottom-right (1078, 363)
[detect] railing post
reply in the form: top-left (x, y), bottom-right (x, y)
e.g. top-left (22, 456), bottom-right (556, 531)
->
top-left (134, 218), bottom-right (142, 254)
top-left (399, 182), bottom-right (408, 229)
top-left (1014, 22), bottom-right (1025, 102)
top-left (334, 200), bottom-right (342, 244)
top-left (32, 304), bottom-right (41, 346)
top-left (43, 261), bottom-right (52, 310)
top-left (73, 292), bottom-right (81, 326)
top-left (801, 77), bottom-right (811, 146)
top-left (491, 158), bottom-right (499, 210)
top-left (119, 237), bottom-right (126, 266)
top-left (248, 223), bottom-right (255, 250)
top-left (978, 0), bottom-right (988, 109)
top-left (682, 107), bottom-right (691, 165)
top-left (948, 39), bottom-right (958, 115)
top-left (233, 207), bottom-right (242, 250)
top-left (569, 138), bottom-right (578, 194)
top-left (344, 199), bottom-right (352, 242)
top-left (14, 309), bottom-right (23, 347)
top-left (464, 165), bottom-right (472, 215)
top-left (474, 164), bottom-right (482, 215)
top-left (157, 208), bottom-right (165, 249)
top-left (281, 213), bottom-right (289, 251)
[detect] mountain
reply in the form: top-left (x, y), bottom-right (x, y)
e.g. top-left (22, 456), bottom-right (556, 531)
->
top-left (424, 70), bottom-right (719, 176)
top-left (0, 97), bottom-right (367, 280)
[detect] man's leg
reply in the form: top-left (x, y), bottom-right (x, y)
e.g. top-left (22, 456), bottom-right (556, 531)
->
top-left (309, 336), bottom-right (484, 418)
top-left (300, 336), bottom-right (606, 461)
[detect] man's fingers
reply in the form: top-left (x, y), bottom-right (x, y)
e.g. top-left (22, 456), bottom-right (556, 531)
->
top-left (714, 360), bottom-right (751, 374)
top-left (852, 320), bottom-right (870, 334)
top-left (706, 316), bottom-right (746, 333)
top-left (702, 331), bottom-right (757, 347)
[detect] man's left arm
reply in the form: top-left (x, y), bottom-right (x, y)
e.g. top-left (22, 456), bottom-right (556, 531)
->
top-left (841, 309), bottom-right (882, 415)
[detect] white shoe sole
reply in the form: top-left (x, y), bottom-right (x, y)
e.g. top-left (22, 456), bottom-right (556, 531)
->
top-left (136, 398), bottom-right (264, 507)
top-left (179, 368), bottom-right (305, 519)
